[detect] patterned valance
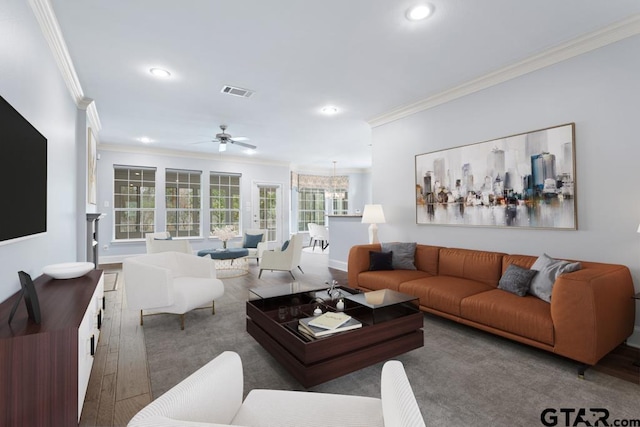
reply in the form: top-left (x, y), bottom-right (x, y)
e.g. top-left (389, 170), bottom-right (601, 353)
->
top-left (295, 174), bottom-right (348, 191)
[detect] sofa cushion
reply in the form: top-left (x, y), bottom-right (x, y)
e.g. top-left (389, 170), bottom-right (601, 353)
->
top-left (400, 276), bottom-right (493, 316)
top-left (501, 254), bottom-right (537, 273)
top-left (233, 389), bottom-right (384, 427)
top-left (381, 242), bottom-right (417, 270)
top-left (369, 251), bottom-right (394, 271)
top-left (460, 289), bottom-right (554, 345)
top-left (414, 245), bottom-right (442, 276)
top-left (358, 270), bottom-right (433, 292)
top-left (530, 253), bottom-right (582, 302)
top-left (498, 264), bottom-right (537, 297)
top-left (438, 248), bottom-right (505, 287)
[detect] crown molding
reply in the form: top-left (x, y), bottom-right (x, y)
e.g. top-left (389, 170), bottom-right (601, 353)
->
top-left (368, 13), bottom-right (640, 128)
top-left (98, 143), bottom-right (291, 168)
top-left (28, 0), bottom-right (102, 132)
top-left (86, 101), bottom-right (102, 132)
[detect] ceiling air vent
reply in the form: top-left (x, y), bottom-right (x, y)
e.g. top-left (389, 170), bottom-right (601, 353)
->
top-left (221, 85), bottom-right (254, 98)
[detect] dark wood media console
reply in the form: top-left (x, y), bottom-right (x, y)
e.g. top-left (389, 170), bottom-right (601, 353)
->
top-left (0, 269), bottom-right (104, 427)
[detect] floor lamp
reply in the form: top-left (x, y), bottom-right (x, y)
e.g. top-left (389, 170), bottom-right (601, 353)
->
top-left (362, 204), bottom-right (386, 244)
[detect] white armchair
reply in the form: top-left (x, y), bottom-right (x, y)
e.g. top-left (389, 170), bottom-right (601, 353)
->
top-left (258, 233), bottom-right (304, 279)
top-left (308, 223), bottom-right (329, 251)
top-left (127, 351), bottom-right (425, 427)
top-left (123, 251), bottom-right (224, 330)
top-left (145, 232), bottom-right (192, 254)
top-left (229, 228), bottom-right (268, 265)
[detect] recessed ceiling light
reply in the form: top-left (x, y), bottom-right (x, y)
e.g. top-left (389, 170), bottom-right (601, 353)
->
top-left (406, 4), bottom-right (434, 21)
top-left (149, 68), bottom-right (171, 78)
top-left (138, 137), bottom-right (152, 143)
top-left (321, 106), bottom-right (339, 115)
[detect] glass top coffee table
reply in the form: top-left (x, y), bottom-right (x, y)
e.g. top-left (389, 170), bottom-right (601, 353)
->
top-left (246, 283), bottom-right (423, 387)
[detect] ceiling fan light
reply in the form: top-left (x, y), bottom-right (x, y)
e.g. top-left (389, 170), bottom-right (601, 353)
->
top-left (406, 4), bottom-right (434, 21)
top-left (149, 67), bottom-right (171, 78)
top-left (219, 142), bottom-right (227, 152)
top-left (321, 106), bottom-right (339, 115)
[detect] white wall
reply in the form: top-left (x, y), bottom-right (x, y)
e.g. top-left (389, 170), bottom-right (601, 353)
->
top-left (0, 1), bottom-right (81, 302)
top-left (371, 35), bottom-right (640, 333)
top-left (96, 148), bottom-right (292, 260)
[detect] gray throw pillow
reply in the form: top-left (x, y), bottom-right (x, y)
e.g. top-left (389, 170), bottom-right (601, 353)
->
top-left (381, 242), bottom-right (417, 270)
top-left (529, 253), bottom-right (582, 302)
top-left (498, 264), bottom-right (537, 297)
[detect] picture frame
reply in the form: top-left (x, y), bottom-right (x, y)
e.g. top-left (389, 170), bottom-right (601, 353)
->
top-left (415, 123), bottom-right (576, 229)
top-left (8, 271), bottom-right (42, 324)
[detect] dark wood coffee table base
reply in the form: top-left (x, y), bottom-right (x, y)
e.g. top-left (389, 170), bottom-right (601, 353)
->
top-left (246, 309), bottom-right (424, 388)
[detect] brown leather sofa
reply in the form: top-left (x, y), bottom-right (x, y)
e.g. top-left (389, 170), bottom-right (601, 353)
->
top-left (348, 244), bottom-right (635, 369)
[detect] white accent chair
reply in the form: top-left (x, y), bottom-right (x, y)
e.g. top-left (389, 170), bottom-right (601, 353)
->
top-left (145, 232), bottom-right (192, 254)
top-left (307, 223), bottom-right (329, 251)
top-left (127, 351), bottom-right (425, 427)
top-left (229, 228), bottom-right (268, 265)
top-left (258, 233), bottom-right (304, 279)
top-left (123, 251), bottom-right (224, 330)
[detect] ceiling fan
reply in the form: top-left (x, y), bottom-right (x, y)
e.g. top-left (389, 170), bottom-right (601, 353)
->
top-left (210, 124), bottom-right (256, 152)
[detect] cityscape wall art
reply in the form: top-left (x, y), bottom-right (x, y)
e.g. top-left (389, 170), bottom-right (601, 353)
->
top-left (415, 123), bottom-right (576, 229)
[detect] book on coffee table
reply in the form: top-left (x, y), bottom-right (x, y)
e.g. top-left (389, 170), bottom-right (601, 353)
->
top-left (307, 311), bottom-right (352, 330)
top-left (299, 316), bottom-right (362, 338)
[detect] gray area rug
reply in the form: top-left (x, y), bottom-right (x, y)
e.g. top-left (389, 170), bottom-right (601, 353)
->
top-left (103, 272), bottom-right (118, 292)
top-left (143, 275), bottom-right (639, 427)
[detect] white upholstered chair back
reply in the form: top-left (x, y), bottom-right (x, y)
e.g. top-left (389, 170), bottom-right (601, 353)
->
top-left (381, 360), bottom-right (426, 427)
top-left (145, 232), bottom-right (192, 254)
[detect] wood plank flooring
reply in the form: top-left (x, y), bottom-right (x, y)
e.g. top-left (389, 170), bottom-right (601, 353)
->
top-left (80, 255), bottom-right (639, 426)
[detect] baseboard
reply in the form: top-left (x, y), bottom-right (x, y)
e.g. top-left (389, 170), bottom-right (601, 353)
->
top-left (99, 254), bottom-right (140, 264)
top-left (627, 326), bottom-right (640, 349)
top-left (328, 259), bottom-right (347, 271)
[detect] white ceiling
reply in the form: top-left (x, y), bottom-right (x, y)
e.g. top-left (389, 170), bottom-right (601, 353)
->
top-left (49, 0), bottom-right (640, 170)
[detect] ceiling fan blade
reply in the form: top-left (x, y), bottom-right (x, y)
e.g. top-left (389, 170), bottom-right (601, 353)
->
top-left (219, 141), bottom-right (227, 152)
top-left (190, 140), bottom-right (214, 145)
top-left (230, 136), bottom-right (249, 142)
top-left (231, 140), bottom-right (256, 150)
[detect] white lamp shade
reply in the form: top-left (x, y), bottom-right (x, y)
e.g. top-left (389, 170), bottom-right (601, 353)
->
top-left (637, 224), bottom-right (640, 233)
top-left (361, 204), bottom-right (386, 224)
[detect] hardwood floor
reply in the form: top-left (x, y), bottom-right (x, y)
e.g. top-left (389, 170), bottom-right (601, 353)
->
top-left (80, 253), bottom-right (639, 426)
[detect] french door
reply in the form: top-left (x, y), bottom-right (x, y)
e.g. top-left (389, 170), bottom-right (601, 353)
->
top-left (252, 182), bottom-right (282, 243)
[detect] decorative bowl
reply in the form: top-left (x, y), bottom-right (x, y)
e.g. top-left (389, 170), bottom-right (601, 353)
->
top-left (42, 262), bottom-right (94, 279)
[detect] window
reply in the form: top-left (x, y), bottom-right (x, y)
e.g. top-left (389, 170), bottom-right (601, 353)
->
top-left (210, 173), bottom-right (241, 234)
top-left (331, 189), bottom-right (349, 215)
top-left (297, 188), bottom-right (326, 231)
top-left (166, 169), bottom-right (201, 237)
top-left (114, 166), bottom-right (156, 240)
top-left (295, 173), bottom-right (349, 231)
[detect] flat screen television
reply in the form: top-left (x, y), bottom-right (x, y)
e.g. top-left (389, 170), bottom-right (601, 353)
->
top-left (0, 95), bottom-right (47, 244)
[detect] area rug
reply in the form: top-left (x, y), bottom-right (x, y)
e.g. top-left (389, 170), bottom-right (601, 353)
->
top-left (143, 280), bottom-right (639, 427)
top-left (103, 272), bottom-right (118, 291)
top-left (302, 246), bottom-right (329, 254)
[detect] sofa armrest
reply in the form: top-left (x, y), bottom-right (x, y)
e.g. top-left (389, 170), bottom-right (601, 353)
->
top-left (128, 352), bottom-right (244, 427)
top-left (123, 258), bottom-right (174, 311)
top-left (256, 241), bottom-right (268, 258)
top-left (128, 416), bottom-right (237, 427)
top-left (551, 265), bottom-right (635, 365)
top-left (347, 244), bottom-right (381, 289)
